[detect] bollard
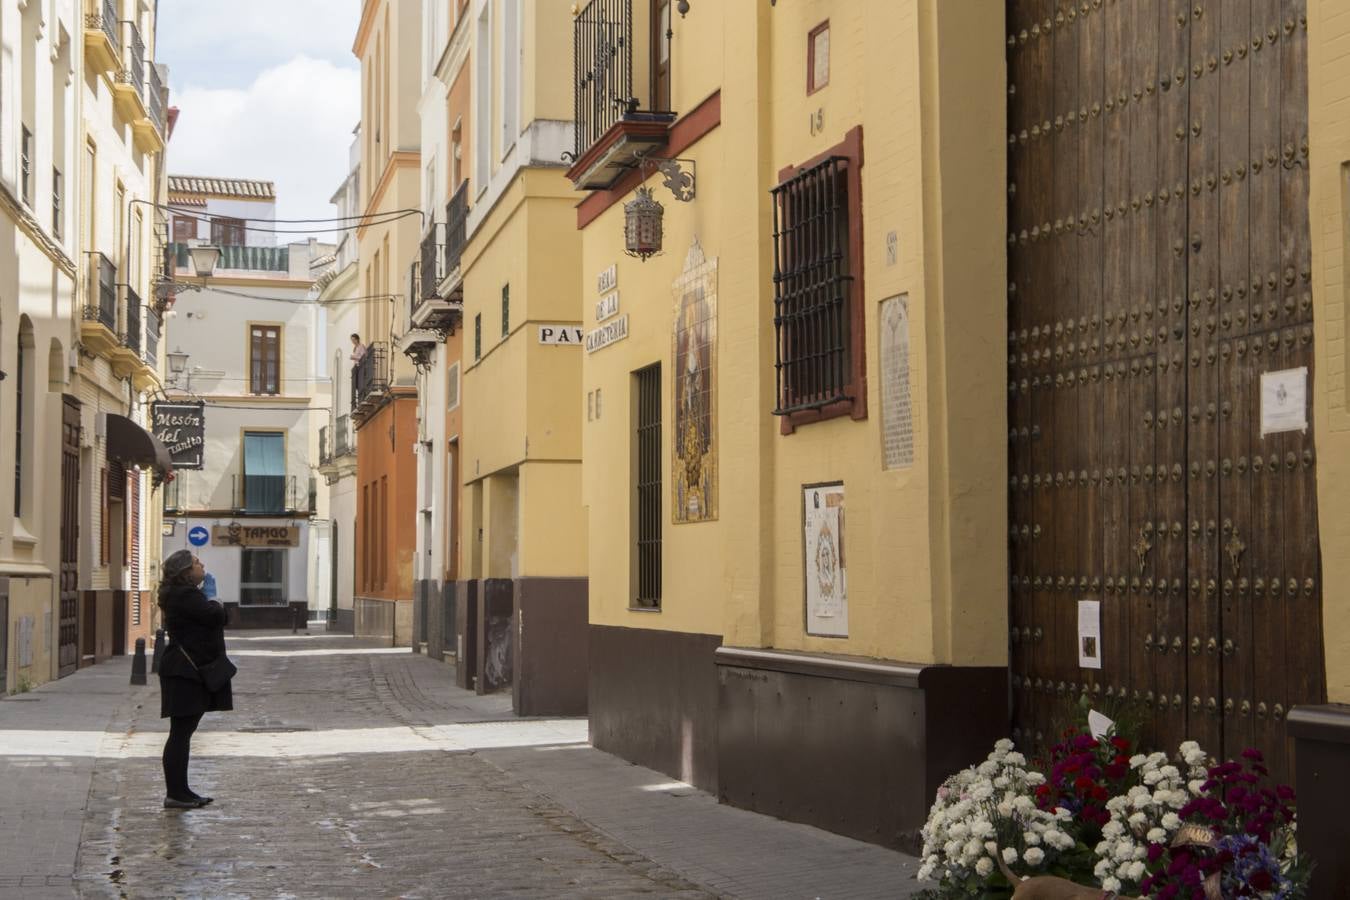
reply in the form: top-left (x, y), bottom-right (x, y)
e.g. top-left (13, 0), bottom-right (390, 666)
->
top-left (150, 628), bottom-right (165, 674)
top-left (291, 606), bottom-right (298, 635)
top-left (130, 637), bottom-right (148, 685)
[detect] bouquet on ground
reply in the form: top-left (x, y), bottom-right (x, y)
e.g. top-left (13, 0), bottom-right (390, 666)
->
top-left (915, 707), bottom-right (1311, 899)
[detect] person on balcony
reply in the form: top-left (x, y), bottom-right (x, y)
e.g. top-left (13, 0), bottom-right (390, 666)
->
top-left (349, 333), bottom-right (366, 367)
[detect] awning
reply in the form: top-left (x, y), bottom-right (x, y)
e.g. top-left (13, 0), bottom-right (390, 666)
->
top-left (105, 413), bottom-right (175, 479)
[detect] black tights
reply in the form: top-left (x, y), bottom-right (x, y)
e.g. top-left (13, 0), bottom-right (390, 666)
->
top-left (162, 713), bottom-right (204, 800)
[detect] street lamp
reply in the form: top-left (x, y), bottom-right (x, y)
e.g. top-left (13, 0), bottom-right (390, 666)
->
top-left (154, 242), bottom-right (222, 310)
top-left (167, 347), bottom-right (190, 377)
top-left (187, 244), bottom-right (221, 279)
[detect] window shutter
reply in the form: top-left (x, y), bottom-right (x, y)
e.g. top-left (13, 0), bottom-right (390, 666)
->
top-left (129, 473), bottom-right (141, 590)
top-left (100, 468), bottom-right (109, 566)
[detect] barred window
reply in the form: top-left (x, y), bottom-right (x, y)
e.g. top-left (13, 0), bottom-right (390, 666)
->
top-left (633, 363), bottom-right (661, 609)
top-left (770, 127), bottom-right (865, 429)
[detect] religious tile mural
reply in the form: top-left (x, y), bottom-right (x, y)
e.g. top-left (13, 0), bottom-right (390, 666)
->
top-left (671, 238), bottom-right (718, 523)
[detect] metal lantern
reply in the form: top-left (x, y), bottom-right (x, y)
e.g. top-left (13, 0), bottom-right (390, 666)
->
top-left (624, 187), bottom-right (665, 261)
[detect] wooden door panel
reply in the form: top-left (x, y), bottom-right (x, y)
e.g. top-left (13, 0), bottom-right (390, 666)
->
top-left (1007, 0), bottom-right (1320, 784)
top-left (59, 397), bottom-right (80, 678)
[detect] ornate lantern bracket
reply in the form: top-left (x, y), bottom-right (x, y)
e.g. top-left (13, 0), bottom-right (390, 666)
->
top-left (637, 155), bottom-right (696, 202)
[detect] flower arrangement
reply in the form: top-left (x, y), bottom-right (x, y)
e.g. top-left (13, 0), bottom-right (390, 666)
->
top-left (915, 712), bottom-right (1312, 899)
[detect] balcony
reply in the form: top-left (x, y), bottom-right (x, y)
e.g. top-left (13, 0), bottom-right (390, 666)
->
top-left (318, 415), bottom-right (355, 480)
top-left (232, 473), bottom-right (313, 515)
top-left (112, 22), bottom-right (149, 122)
top-left (134, 305), bottom-right (162, 392)
top-left (80, 253), bottom-right (119, 354)
top-left (133, 65), bottom-right (166, 154)
top-left (143, 307), bottom-right (160, 367)
top-left (399, 263), bottom-right (440, 367)
top-left (566, 0), bottom-right (675, 190)
top-left (83, 0), bottom-right (121, 76)
top-left (410, 183), bottom-right (468, 332)
top-left (170, 241), bottom-right (290, 273)
top-left (351, 342), bottom-right (390, 422)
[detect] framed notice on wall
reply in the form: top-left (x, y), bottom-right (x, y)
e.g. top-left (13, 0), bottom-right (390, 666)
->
top-left (803, 482), bottom-right (847, 637)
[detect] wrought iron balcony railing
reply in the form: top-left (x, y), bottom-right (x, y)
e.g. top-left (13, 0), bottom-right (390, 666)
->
top-left (233, 473), bottom-right (304, 514)
top-left (121, 20), bottom-right (145, 94)
top-left (83, 253), bottom-right (118, 330)
top-left (573, 0), bottom-right (635, 159)
top-left (121, 288), bottom-right (142, 355)
top-left (352, 342), bottom-right (390, 409)
top-left (419, 223), bottom-right (445, 302)
top-left (334, 414), bottom-right (353, 456)
top-left (143, 306), bottom-right (160, 365)
top-left (445, 181), bottom-right (469, 274)
top-left (89, 0), bottom-right (120, 49)
top-left (148, 65), bottom-right (166, 134)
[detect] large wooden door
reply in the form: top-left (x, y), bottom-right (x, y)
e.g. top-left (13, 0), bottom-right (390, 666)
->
top-left (59, 396), bottom-right (80, 677)
top-left (1006, 0), bottom-right (1320, 782)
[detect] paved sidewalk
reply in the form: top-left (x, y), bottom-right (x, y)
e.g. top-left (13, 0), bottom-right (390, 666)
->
top-left (0, 632), bottom-right (928, 899)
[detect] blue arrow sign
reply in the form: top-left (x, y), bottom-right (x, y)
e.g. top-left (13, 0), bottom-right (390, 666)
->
top-left (188, 526), bottom-right (210, 547)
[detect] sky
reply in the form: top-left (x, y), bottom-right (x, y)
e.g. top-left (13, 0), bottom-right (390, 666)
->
top-left (156, 1), bottom-right (362, 225)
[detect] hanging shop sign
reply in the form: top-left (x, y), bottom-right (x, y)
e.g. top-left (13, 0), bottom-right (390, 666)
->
top-left (212, 524), bottom-right (300, 548)
top-left (151, 401), bottom-right (206, 470)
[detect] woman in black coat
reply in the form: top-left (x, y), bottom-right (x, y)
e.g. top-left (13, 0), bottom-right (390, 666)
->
top-left (157, 549), bottom-right (234, 809)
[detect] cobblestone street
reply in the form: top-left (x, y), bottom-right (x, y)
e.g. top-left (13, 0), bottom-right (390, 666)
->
top-left (0, 633), bottom-right (924, 899)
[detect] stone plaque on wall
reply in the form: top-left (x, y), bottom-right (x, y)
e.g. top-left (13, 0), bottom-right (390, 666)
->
top-left (804, 483), bottom-right (847, 637)
top-left (879, 295), bottom-right (914, 470)
top-left (672, 238), bottom-right (718, 523)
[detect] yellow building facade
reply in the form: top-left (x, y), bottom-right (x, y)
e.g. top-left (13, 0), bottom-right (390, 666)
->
top-left (574, 0), bottom-right (1006, 846)
top-left (571, 0), bottom-right (1348, 866)
top-left (454, 0), bottom-right (589, 714)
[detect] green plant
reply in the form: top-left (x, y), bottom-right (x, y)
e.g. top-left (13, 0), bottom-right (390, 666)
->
top-left (14, 672), bottom-right (34, 693)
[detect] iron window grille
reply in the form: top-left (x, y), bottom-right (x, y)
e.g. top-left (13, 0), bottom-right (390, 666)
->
top-left (771, 155), bottom-right (854, 416)
top-left (501, 284), bottom-right (510, 336)
top-left (474, 313), bottom-right (482, 360)
top-left (633, 363), bottom-right (662, 608)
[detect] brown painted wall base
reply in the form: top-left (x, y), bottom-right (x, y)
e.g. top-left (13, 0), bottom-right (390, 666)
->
top-left (455, 580), bottom-right (478, 690)
top-left (513, 578), bottom-right (588, 716)
top-left (477, 579), bottom-right (513, 694)
top-left (589, 625), bottom-right (722, 793)
top-left (1288, 705), bottom-right (1350, 900)
top-left (715, 647), bottom-right (1007, 852)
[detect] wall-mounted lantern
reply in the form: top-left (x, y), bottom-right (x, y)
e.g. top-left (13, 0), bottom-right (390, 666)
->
top-left (622, 157), bottom-right (696, 262)
top-left (624, 187), bottom-right (665, 261)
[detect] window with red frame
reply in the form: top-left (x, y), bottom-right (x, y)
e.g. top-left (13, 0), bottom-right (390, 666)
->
top-left (770, 127), bottom-right (865, 430)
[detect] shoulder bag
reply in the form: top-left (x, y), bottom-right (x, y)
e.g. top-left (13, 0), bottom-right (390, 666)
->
top-left (177, 645), bottom-right (237, 692)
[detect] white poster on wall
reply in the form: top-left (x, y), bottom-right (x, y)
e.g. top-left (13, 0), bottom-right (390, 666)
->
top-left (804, 483), bottom-right (848, 637)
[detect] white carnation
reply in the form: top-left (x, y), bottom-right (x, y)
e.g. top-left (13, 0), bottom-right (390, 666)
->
top-left (1023, 846), bottom-right (1045, 866)
top-left (975, 857), bottom-right (994, 878)
top-left (1003, 846), bottom-right (1019, 864)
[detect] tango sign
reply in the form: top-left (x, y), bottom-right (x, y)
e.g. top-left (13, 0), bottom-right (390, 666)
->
top-left (212, 524), bottom-right (300, 547)
top-left (151, 401), bottom-right (206, 469)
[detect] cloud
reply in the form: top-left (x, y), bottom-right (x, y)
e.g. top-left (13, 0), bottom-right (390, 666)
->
top-left (157, 0), bottom-right (361, 91)
top-left (167, 57), bottom-right (360, 226)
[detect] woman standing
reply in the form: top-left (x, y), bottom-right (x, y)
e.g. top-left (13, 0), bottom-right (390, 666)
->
top-left (157, 549), bottom-right (234, 809)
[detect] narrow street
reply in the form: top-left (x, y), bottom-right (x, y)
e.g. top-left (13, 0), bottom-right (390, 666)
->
top-left (0, 633), bottom-right (922, 899)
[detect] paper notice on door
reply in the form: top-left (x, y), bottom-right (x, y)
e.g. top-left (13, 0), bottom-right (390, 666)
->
top-left (1260, 367), bottom-right (1308, 436)
top-left (1077, 600), bottom-right (1102, 669)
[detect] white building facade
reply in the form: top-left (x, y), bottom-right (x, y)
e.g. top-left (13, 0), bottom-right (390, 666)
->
top-left (159, 176), bottom-right (332, 628)
top-left (315, 132), bottom-right (361, 632)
